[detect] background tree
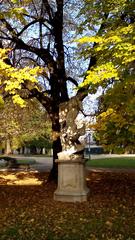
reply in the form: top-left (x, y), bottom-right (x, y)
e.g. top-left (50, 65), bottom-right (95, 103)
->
top-left (77, 0), bottom-right (135, 152)
top-left (24, 137), bottom-right (52, 155)
top-left (0, 98), bottom-right (51, 154)
top-left (93, 83), bottom-right (135, 153)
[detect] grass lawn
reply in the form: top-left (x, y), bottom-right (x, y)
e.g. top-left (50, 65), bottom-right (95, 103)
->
top-left (0, 171), bottom-right (135, 240)
top-left (16, 159), bottom-right (36, 165)
top-left (86, 157), bottom-right (135, 169)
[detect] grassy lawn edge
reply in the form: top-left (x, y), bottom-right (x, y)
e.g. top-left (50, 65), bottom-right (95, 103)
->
top-left (86, 157), bottom-right (135, 169)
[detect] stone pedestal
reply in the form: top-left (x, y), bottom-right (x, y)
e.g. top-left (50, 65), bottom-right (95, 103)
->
top-left (54, 158), bottom-right (89, 202)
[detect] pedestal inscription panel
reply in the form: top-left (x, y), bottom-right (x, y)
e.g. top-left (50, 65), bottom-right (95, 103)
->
top-left (54, 159), bottom-right (89, 202)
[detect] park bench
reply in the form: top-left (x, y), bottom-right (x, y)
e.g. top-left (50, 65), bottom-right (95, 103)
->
top-left (0, 156), bottom-right (35, 170)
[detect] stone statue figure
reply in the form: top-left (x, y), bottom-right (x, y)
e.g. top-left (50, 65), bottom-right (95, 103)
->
top-left (58, 96), bottom-right (85, 160)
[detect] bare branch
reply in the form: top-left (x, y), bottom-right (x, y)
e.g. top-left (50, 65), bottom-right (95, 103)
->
top-left (1, 19), bottom-right (18, 35)
top-left (25, 87), bottom-right (52, 114)
top-left (31, 0), bottom-right (39, 17)
top-left (17, 19), bottom-right (40, 37)
top-left (0, 18), bottom-right (57, 69)
top-left (42, 0), bottom-right (53, 21)
top-left (22, 13), bottom-right (37, 20)
top-left (0, 36), bottom-right (12, 40)
top-left (67, 77), bottom-right (78, 87)
top-left (0, 29), bottom-right (10, 38)
top-left (39, 22), bottom-right (43, 48)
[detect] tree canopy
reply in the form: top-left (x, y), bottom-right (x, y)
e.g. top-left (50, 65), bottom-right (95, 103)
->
top-left (0, 97), bottom-right (51, 154)
top-left (0, 0), bottom-right (90, 169)
top-left (77, 0), bottom-right (135, 152)
top-left (0, 0), bottom-right (134, 164)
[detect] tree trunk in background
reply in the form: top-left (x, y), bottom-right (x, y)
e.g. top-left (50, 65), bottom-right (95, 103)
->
top-left (4, 138), bottom-right (12, 155)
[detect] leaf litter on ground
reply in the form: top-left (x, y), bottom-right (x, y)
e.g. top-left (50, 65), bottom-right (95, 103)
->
top-left (0, 170), bottom-right (135, 240)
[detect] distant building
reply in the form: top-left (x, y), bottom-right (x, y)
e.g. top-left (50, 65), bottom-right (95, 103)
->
top-left (84, 144), bottom-right (104, 155)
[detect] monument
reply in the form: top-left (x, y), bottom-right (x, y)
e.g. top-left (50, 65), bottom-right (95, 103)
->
top-left (54, 96), bottom-right (89, 202)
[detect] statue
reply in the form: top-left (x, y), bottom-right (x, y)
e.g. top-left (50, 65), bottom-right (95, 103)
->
top-left (54, 96), bottom-right (89, 202)
top-left (58, 96), bottom-right (85, 160)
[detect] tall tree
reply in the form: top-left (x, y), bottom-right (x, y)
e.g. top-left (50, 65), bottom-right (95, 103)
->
top-left (77, 0), bottom-right (135, 152)
top-left (1, 0), bottom-right (134, 179)
top-left (0, 0), bottom-right (92, 179)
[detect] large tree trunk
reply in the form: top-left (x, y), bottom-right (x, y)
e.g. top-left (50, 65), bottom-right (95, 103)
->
top-left (47, 110), bottom-right (62, 182)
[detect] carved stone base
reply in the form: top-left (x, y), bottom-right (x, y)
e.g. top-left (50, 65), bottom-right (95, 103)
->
top-left (54, 158), bottom-right (89, 202)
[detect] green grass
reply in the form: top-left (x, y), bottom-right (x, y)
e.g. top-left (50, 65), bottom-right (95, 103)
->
top-left (86, 157), bottom-right (135, 168)
top-left (16, 159), bottom-right (36, 165)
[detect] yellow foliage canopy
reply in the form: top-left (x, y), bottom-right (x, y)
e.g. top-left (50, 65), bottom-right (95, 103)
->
top-left (77, 23), bottom-right (135, 87)
top-left (0, 48), bottom-right (42, 107)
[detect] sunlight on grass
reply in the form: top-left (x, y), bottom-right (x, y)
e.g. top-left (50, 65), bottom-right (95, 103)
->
top-left (0, 172), bottom-right (43, 185)
top-left (86, 172), bottom-right (102, 183)
top-left (86, 157), bottom-right (135, 168)
top-left (0, 171), bottom-right (134, 240)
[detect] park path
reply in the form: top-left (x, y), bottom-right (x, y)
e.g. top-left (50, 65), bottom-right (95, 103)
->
top-left (12, 155), bottom-right (53, 172)
top-left (0, 155), bottom-right (135, 173)
top-left (17, 154), bottom-right (135, 173)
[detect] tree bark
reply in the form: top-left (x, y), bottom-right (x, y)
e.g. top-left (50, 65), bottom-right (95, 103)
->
top-left (47, 109), bottom-right (62, 182)
top-left (4, 138), bottom-right (12, 155)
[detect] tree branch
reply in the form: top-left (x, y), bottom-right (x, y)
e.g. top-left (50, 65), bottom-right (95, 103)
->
top-left (67, 77), bottom-right (78, 87)
top-left (0, 36), bottom-right (12, 40)
top-left (1, 19), bottom-right (18, 35)
top-left (17, 17), bottom-right (51, 37)
top-left (31, 0), bottom-right (39, 17)
top-left (0, 18), bottom-right (57, 69)
top-left (17, 19), bottom-right (42, 37)
top-left (26, 87), bottom-right (52, 114)
top-left (42, 0), bottom-right (53, 21)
